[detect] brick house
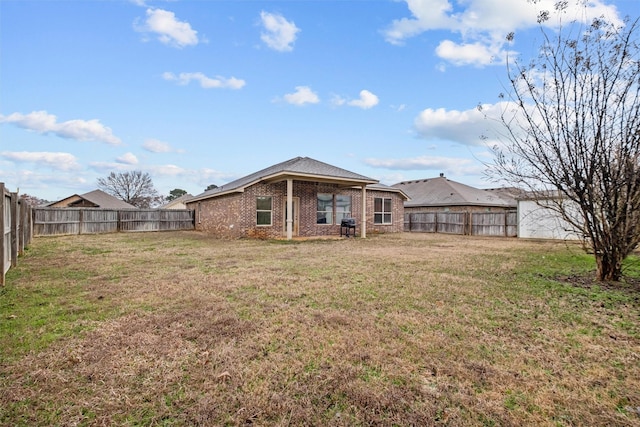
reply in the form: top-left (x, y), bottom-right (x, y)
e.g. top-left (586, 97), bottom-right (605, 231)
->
top-left (186, 157), bottom-right (409, 239)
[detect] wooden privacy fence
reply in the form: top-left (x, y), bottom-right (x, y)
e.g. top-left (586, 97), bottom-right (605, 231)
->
top-left (1, 183), bottom-right (33, 286)
top-left (405, 210), bottom-right (517, 237)
top-left (33, 208), bottom-right (195, 236)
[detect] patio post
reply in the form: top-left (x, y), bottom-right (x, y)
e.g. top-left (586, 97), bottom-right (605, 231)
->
top-left (286, 178), bottom-right (293, 240)
top-left (361, 185), bottom-right (367, 238)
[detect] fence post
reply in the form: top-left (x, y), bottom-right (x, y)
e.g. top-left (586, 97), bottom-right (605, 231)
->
top-left (18, 199), bottom-right (24, 256)
top-left (10, 192), bottom-right (18, 268)
top-left (21, 199), bottom-right (29, 253)
top-left (504, 211), bottom-right (508, 237)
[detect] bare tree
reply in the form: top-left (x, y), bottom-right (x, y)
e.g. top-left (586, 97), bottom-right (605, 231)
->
top-left (487, 13), bottom-right (640, 281)
top-left (97, 171), bottom-right (161, 208)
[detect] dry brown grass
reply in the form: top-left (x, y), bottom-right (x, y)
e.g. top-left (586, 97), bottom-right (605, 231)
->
top-left (1, 231), bottom-right (639, 426)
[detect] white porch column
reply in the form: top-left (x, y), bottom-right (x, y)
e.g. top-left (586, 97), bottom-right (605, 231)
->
top-left (360, 185), bottom-right (367, 238)
top-left (286, 178), bottom-right (293, 240)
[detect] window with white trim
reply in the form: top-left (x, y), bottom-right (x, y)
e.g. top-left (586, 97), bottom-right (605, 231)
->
top-left (256, 196), bottom-right (272, 226)
top-left (335, 195), bottom-right (352, 223)
top-left (317, 194), bottom-right (333, 224)
top-left (374, 197), bottom-right (392, 224)
top-left (317, 194), bottom-right (352, 224)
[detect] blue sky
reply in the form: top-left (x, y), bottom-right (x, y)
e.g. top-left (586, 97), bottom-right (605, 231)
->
top-left (1, 0), bottom-right (636, 201)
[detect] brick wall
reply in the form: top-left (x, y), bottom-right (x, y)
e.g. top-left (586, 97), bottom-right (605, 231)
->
top-left (364, 189), bottom-right (405, 235)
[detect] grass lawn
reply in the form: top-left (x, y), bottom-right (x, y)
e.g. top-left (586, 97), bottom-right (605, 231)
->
top-left (1, 231), bottom-right (639, 426)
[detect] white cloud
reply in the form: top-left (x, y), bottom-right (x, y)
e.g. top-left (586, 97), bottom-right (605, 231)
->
top-left (89, 161), bottom-right (132, 172)
top-left (348, 90), bottom-right (379, 109)
top-left (414, 103), bottom-right (509, 146)
top-left (436, 40), bottom-right (514, 67)
top-left (383, 0), bottom-right (455, 45)
top-left (0, 111), bottom-right (121, 145)
top-left (141, 138), bottom-right (186, 154)
top-left (282, 86), bottom-right (319, 106)
top-left (149, 164), bottom-right (186, 177)
top-left (260, 11), bottom-right (300, 52)
top-left (162, 72), bottom-right (245, 89)
top-left (383, 0), bottom-right (623, 67)
top-left (117, 152), bottom-right (139, 165)
top-left (1, 151), bottom-right (80, 171)
top-left (142, 139), bottom-right (173, 153)
top-left (333, 90), bottom-right (380, 109)
top-left (365, 155), bottom-right (484, 175)
top-left (136, 8), bottom-right (199, 48)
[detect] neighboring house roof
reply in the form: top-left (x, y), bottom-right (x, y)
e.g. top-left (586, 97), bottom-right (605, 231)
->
top-left (482, 187), bottom-right (525, 205)
top-left (47, 189), bottom-right (136, 209)
top-left (189, 156), bottom-right (384, 203)
top-left (159, 194), bottom-right (193, 209)
top-left (393, 175), bottom-right (516, 208)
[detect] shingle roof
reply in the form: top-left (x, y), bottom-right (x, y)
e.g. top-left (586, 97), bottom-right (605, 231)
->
top-left (47, 189), bottom-right (137, 209)
top-left (392, 176), bottom-right (515, 208)
top-left (159, 193), bottom-right (193, 209)
top-left (189, 157), bottom-right (379, 202)
top-left (78, 190), bottom-right (137, 208)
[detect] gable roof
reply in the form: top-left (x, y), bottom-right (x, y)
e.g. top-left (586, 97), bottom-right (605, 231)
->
top-left (47, 189), bottom-right (137, 209)
top-left (189, 157), bottom-right (380, 203)
top-left (392, 176), bottom-right (515, 208)
top-left (159, 193), bottom-right (193, 209)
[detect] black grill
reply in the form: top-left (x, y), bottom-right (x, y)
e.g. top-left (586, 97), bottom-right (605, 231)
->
top-left (340, 218), bottom-right (356, 237)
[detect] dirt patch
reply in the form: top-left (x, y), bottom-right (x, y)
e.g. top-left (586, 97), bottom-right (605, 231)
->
top-left (556, 273), bottom-right (640, 295)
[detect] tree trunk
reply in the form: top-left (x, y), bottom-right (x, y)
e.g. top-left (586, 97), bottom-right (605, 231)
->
top-left (595, 252), bottom-right (623, 282)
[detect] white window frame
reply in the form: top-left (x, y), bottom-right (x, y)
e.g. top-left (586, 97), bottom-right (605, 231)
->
top-left (317, 193), bottom-right (333, 225)
top-left (374, 197), bottom-right (392, 225)
top-left (256, 196), bottom-right (273, 226)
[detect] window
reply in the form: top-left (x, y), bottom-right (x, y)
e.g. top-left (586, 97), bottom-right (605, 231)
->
top-left (335, 195), bottom-right (352, 223)
top-left (317, 194), bottom-right (333, 224)
top-left (374, 197), bottom-right (392, 224)
top-left (317, 194), bottom-right (352, 224)
top-left (256, 196), bottom-right (272, 226)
